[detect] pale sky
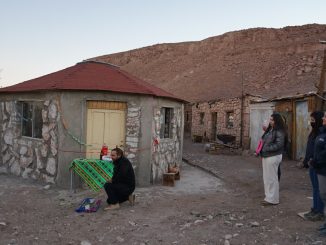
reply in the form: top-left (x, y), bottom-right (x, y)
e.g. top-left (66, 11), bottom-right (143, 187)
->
top-left (1, 0), bottom-right (325, 87)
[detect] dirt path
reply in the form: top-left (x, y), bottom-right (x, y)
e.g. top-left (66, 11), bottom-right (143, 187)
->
top-left (1, 139), bottom-right (326, 245)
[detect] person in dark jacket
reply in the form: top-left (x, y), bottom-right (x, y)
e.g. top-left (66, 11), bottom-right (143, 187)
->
top-left (310, 112), bottom-right (326, 236)
top-left (303, 111), bottom-right (324, 221)
top-left (104, 148), bottom-right (135, 210)
top-left (260, 113), bottom-right (287, 206)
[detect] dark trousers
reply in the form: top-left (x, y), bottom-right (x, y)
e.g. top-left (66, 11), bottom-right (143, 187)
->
top-left (310, 168), bottom-right (324, 213)
top-left (104, 182), bottom-right (132, 205)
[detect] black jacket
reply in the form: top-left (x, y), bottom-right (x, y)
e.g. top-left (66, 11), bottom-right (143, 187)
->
top-left (312, 126), bottom-right (326, 175)
top-left (261, 129), bottom-right (285, 158)
top-left (303, 134), bottom-right (318, 168)
top-left (112, 156), bottom-right (136, 192)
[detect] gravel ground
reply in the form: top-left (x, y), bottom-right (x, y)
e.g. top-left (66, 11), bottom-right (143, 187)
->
top-left (0, 138), bottom-right (325, 245)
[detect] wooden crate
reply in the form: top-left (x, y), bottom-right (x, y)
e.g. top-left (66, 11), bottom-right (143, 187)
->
top-left (163, 173), bottom-right (176, 186)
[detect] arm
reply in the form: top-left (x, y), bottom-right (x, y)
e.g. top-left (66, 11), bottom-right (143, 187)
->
top-left (112, 159), bottom-right (131, 184)
top-left (264, 130), bottom-right (285, 153)
top-left (303, 137), bottom-right (313, 165)
top-left (314, 145), bottom-right (326, 169)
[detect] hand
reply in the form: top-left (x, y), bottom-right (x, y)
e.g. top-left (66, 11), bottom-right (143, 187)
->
top-left (308, 159), bottom-right (315, 168)
top-left (297, 162), bottom-right (304, 168)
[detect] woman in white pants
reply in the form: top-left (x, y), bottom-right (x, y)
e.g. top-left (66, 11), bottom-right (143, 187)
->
top-left (260, 113), bottom-right (286, 206)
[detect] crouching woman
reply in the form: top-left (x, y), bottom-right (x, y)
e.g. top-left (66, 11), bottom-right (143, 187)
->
top-left (260, 113), bottom-right (286, 206)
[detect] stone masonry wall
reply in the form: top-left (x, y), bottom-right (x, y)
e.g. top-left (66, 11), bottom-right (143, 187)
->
top-left (191, 95), bottom-right (261, 149)
top-left (0, 100), bottom-right (59, 184)
top-left (124, 101), bottom-right (141, 169)
top-left (151, 107), bottom-right (182, 182)
top-left (192, 98), bottom-right (242, 146)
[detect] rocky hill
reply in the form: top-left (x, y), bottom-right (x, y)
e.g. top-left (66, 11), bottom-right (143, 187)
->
top-left (89, 24), bottom-right (326, 102)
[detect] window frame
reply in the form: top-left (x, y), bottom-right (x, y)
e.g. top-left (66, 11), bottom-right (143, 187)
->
top-left (225, 111), bottom-right (234, 129)
top-left (21, 101), bottom-right (43, 139)
top-left (160, 107), bottom-right (174, 139)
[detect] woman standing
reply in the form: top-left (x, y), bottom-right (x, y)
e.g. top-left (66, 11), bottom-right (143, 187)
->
top-left (310, 112), bottom-right (326, 236)
top-left (260, 113), bottom-right (287, 206)
top-left (303, 111), bottom-right (324, 221)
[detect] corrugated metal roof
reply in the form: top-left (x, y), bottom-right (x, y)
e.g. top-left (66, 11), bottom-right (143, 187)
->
top-left (0, 61), bottom-right (185, 102)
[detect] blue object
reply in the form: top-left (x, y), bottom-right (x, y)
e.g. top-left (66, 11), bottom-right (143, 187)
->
top-left (75, 198), bottom-right (101, 213)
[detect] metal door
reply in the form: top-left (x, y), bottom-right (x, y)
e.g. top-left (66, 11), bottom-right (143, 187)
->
top-left (295, 101), bottom-right (309, 160)
top-left (249, 103), bottom-right (274, 151)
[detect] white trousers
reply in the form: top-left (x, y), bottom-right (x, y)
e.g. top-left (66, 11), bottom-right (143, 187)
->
top-left (262, 154), bottom-right (282, 204)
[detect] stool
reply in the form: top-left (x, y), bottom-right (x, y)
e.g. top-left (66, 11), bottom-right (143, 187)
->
top-left (163, 173), bottom-right (176, 186)
top-left (174, 171), bottom-right (180, 181)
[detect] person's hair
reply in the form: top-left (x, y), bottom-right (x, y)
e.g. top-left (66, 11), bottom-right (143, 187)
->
top-left (271, 113), bottom-right (287, 131)
top-left (112, 147), bottom-right (124, 157)
top-left (262, 113), bottom-right (288, 151)
top-left (309, 111), bottom-right (324, 138)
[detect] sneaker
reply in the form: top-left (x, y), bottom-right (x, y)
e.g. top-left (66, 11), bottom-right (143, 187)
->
top-left (104, 203), bottom-right (120, 211)
top-left (128, 194), bottom-right (135, 206)
top-left (304, 209), bottom-right (316, 219)
top-left (319, 227), bottom-right (326, 237)
top-left (307, 213), bottom-right (325, 222)
top-left (318, 223), bottom-right (326, 231)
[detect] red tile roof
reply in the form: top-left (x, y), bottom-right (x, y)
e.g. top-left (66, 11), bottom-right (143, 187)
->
top-left (0, 61), bottom-right (185, 102)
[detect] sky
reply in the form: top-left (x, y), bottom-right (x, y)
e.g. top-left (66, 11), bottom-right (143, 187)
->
top-left (0, 0), bottom-right (326, 87)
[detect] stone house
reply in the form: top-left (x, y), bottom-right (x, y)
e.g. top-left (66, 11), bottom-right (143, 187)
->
top-left (190, 95), bottom-right (261, 149)
top-left (0, 61), bottom-right (185, 187)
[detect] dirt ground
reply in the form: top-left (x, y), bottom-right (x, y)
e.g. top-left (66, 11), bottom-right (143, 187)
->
top-left (1, 138), bottom-right (326, 245)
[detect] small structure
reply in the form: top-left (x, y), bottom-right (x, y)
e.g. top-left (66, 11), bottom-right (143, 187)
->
top-left (249, 92), bottom-right (320, 160)
top-left (0, 61), bottom-right (185, 187)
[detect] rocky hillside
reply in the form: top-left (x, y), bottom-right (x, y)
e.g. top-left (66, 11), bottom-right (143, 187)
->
top-left (89, 24), bottom-right (326, 102)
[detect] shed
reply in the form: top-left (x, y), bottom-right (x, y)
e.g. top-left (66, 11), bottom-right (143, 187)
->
top-left (249, 93), bottom-right (318, 160)
top-left (0, 61), bottom-right (185, 187)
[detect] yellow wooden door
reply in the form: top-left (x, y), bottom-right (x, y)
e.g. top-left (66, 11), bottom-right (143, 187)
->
top-left (86, 108), bottom-right (126, 159)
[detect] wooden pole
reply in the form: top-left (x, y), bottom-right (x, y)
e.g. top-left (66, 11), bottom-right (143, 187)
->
top-left (316, 48), bottom-right (326, 110)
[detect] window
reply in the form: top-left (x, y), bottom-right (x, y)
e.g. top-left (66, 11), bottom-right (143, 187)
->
top-left (186, 112), bottom-right (190, 122)
top-left (160, 107), bottom-right (173, 139)
top-left (226, 111), bottom-right (234, 128)
top-left (199, 112), bottom-right (205, 125)
top-left (21, 102), bottom-right (43, 138)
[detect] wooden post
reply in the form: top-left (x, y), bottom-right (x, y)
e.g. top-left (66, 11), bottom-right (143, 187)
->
top-left (316, 48), bottom-right (326, 110)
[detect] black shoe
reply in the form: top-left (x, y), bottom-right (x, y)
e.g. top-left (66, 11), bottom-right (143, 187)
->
top-left (318, 223), bottom-right (326, 231)
top-left (306, 213), bottom-right (325, 222)
top-left (304, 209), bottom-right (316, 219)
